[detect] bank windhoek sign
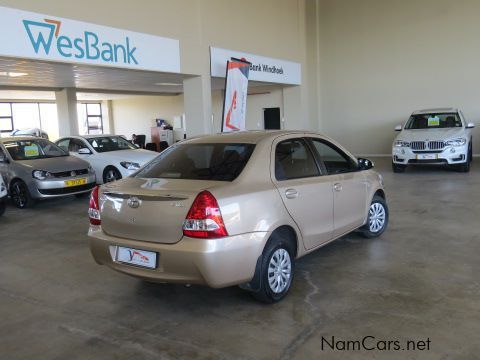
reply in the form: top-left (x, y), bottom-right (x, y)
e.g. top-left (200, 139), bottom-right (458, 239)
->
top-left (0, 6), bottom-right (180, 73)
top-left (210, 47), bottom-right (301, 85)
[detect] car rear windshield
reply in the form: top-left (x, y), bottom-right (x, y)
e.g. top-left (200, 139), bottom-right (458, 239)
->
top-left (4, 139), bottom-right (68, 160)
top-left (86, 136), bottom-right (137, 153)
top-left (405, 113), bottom-right (463, 129)
top-left (135, 143), bottom-right (255, 181)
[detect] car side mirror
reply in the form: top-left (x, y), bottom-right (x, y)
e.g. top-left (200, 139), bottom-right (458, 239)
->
top-left (466, 122), bottom-right (475, 129)
top-left (0, 154), bottom-right (9, 163)
top-left (78, 148), bottom-right (92, 155)
top-left (358, 157), bottom-right (374, 171)
top-left (395, 125), bottom-right (402, 131)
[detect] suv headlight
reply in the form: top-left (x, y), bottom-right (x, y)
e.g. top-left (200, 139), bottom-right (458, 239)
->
top-left (120, 161), bottom-right (140, 170)
top-left (32, 170), bottom-right (51, 180)
top-left (394, 140), bottom-right (410, 147)
top-left (445, 138), bottom-right (466, 147)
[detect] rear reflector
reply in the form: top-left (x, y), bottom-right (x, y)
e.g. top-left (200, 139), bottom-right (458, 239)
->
top-left (183, 190), bottom-right (228, 239)
top-left (88, 186), bottom-right (101, 225)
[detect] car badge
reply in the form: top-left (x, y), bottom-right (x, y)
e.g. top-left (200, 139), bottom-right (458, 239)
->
top-left (71, 171), bottom-right (76, 177)
top-left (127, 196), bottom-right (140, 209)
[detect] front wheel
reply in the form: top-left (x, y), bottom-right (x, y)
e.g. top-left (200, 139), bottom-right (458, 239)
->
top-left (360, 195), bottom-right (389, 238)
top-left (10, 180), bottom-right (34, 209)
top-left (103, 166), bottom-right (122, 183)
top-left (251, 236), bottom-right (295, 303)
top-left (392, 162), bottom-right (406, 173)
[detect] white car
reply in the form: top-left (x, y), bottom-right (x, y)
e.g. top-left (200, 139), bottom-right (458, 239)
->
top-left (0, 175), bottom-right (6, 216)
top-left (11, 128), bottom-right (49, 139)
top-left (55, 135), bottom-right (158, 183)
top-left (392, 108), bottom-right (475, 172)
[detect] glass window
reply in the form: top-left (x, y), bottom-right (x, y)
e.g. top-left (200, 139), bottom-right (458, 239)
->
top-left (69, 139), bottom-right (87, 152)
top-left (56, 138), bottom-right (70, 152)
top-left (0, 103), bottom-right (12, 117)
top-left (0, 103), bottom-right (13, 132)
top-left (86, 136), bottom-right (137, 153)
top-left (135, 143), bottom-right (255, 181)
top-left (310, 139), bottom-right (357, 175)
top-left (4, 139), bottom-right (68, 160)
top-left (405, 113), bottom-right (463, 129)
top-left (11, 103), bottom-right (41, 130)
top-left (275, 139), bottom-right (319, 180)
top-left (78, 103), bottom-right (103, 135)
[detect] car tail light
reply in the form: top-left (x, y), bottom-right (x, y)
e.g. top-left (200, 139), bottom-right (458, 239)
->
top-left (88, 186), bottom-right (101, 225)
top-left (183, 190), bottom-right (228, 239)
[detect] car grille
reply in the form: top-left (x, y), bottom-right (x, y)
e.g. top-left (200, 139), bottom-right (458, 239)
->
top-left (38, 183), bottom-right (95, 195)
top-left (52, 169), bottom-right (89, 178)
top-left (428, 141), bottom-right (445, 150)
top-left (410, 141), bottom-right (446, 151)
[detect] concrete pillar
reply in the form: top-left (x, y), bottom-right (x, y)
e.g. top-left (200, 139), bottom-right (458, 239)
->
top-left (183, 75), bottom-right (213, 137)
top-left (101, 100), bottom-right (114, 134)
top-left (55, 88), bottom-right (78, 137)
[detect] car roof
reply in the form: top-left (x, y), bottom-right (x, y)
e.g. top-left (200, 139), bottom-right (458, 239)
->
top-left (183, 130), bottom-right (317, 144)
top-left (0, 136), bottom-right (43, 142)
top-left (412, 108), bottom-right (459, 115)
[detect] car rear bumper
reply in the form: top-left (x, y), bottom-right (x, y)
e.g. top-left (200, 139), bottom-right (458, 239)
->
top-left (392, 145), bottom-right (468, 165)
top-left (88, 226), bottom-right (268, 288)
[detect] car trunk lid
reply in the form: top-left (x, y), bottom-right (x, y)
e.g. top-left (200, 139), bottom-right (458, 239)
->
top-left (100, 177), bottom-right (223, 244)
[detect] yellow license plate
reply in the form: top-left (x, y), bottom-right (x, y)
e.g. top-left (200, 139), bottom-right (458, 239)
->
top-left (64, 178), bottom-right (87, 187)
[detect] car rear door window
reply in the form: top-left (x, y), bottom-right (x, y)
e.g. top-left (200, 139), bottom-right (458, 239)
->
top-left (275, 139), bottom-right (320, 180)
top-left (310, 139), bottom-right (357, 175)
top-left (135, 143), bottom-right (255, 181)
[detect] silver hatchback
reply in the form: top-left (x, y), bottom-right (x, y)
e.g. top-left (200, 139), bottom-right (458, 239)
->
top-left (0, 137), bottom-right (96, 208)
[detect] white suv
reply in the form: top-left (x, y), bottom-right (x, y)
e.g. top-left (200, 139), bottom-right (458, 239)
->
top-left (392, 108), bottom-right (475, 172)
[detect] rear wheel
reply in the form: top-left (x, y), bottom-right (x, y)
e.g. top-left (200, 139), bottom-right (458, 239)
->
top-left (361, 195), bottom-right (388, 238)
top-left (251, 235), bottom-right (295, 303)
top-left (10, 180), bottom-right (34, 209)
top-left (103, 166), bottom-right (122, 183)
top-left (392, 162), bottom-right (406, 173)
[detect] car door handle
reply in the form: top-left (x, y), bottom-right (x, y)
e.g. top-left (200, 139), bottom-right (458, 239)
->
top-left (333, 183), bottom-right (343, 192)
top-left (285, 188), bottom-right (298, 199)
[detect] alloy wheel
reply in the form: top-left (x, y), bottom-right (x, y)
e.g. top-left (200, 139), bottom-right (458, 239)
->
top-left (267, 248), bottom-right (292, 293)
top-left (11, 183), bottom-right (27, 208)
top-left (369, 202), bottom-right (386, 233)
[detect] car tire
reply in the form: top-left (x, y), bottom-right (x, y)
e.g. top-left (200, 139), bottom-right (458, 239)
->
top-left (468, 142), bottom-right (473, 163)
top-left (456, 160), bottom-right (470, 173)
top-left (251, 235), bottom-right (295, 303)
top-left (103, 166), bottom-right (122, 183)
top-left (10, 180), bottom-right (34, 209)
top-left (392, 162), bottom-right (406, 173)
top-left (360, 195), bottom-right (389, 238)
top-left (0, 200), bottom-right (5, 216)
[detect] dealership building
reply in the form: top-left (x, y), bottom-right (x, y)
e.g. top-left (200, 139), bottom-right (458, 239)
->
top-left (1, 1), bottom-right (479, 359)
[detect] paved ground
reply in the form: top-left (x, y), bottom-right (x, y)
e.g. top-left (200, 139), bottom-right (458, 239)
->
top-left (1, 158), bottom-right (479, 359)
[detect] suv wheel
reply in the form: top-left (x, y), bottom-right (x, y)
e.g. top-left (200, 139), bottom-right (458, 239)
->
top-left (251, 235), bottom-right (295, 303)
top-left (361, 195), bottom-right (389, 238)
top-left (456, 160), bottom-right (470, 173)
top-left (392, 162), bottom-right (406, 173)
top-left (103, 166), bottom-right (122, 183)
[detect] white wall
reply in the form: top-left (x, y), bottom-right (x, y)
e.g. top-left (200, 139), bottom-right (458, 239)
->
top-left (319, 0), bottom-right (480, 155)
top-left (111, 95), bottom-right (184, 143)
top-left (212, 89), bottom-right (284, 132)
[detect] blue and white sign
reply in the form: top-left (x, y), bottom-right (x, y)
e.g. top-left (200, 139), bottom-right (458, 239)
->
top-left (0, 6), bottom-right (181, 73)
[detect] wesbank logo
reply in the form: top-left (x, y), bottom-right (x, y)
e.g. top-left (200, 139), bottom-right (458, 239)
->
top-left (22, 18), bottom-right (138, 65)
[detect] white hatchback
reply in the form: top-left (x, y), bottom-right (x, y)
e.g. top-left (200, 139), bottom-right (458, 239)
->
top-left (392, 108), bottom-right (475, 172)
top-left (56, 135), bottom-right (158, 183)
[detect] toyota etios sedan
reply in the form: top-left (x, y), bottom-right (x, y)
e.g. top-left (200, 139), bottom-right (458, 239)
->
top-left (89, 131), bottom-right (388, 302)
top-left (0, 137), bottom-right (96, 208)
top-left (392, 108), bottom-right (475, 172)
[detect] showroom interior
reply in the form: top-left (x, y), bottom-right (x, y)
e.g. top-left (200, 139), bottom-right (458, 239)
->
top-left (0, 0), bottom-right (479, 359)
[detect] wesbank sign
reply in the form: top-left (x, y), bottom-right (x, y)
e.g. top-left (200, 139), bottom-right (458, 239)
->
top-left (0, 6), bottom-right (180, 73)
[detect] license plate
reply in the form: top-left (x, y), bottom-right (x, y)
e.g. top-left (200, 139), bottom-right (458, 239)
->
top-left (117, 247), bottom-right (157, 269)
top-left (416, 154), bottom-right (437, 160)
top-left (64, 178), bottom-right (87, 187)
